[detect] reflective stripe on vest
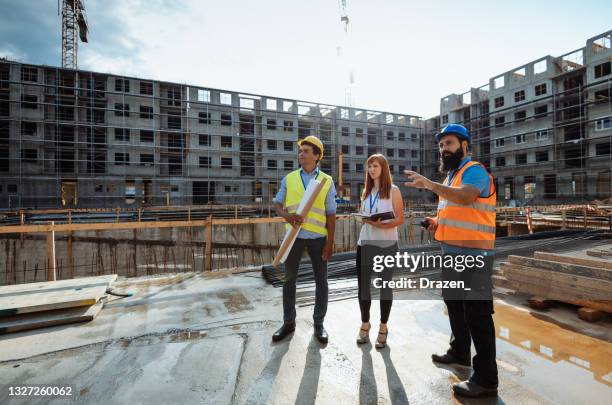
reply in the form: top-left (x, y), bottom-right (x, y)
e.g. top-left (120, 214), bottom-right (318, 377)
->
top-left (444, 200), bottom-right (496, 213)
top-left (437, 218), bottom-right (496, 234)
top-left (434, 160), bottom-right (496, 250)
top-left (303, 217), bottom-right (326, 228)
top-left (286, 205), bottom-right (326, 216)
top-left (284, 169), bottom-right (332, 236)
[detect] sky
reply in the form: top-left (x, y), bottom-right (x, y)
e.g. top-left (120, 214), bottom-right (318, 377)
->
top-left (0, 0), bottom-right (610, 119)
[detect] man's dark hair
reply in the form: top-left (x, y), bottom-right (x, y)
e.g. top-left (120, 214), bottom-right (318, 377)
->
top-left (300, 141), bottom-right (322, 160)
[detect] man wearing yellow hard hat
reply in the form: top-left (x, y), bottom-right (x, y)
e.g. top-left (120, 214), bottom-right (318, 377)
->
top-left (272, 135), bottom-right (337, 344)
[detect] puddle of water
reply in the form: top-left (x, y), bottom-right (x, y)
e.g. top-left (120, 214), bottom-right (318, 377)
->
top-left (412, 300), bottom-right (612, 398)
top-left (494, 303), bottom-right (612, 387)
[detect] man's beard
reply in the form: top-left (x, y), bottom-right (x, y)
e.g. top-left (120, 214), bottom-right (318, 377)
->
top-left (439, 148), bottom-right (464, 172)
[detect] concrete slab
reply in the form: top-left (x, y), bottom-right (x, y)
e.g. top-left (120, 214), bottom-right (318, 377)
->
top-left (0, 272), bottom-right (279, 361)
top-left (1, 331), bottom-right (244, 404)
top-left (0, 272), bottom-right (610, 404)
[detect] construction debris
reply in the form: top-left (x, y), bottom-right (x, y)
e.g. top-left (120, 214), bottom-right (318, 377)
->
top-left (496, 245), bottom-right (612, 320)
top-left (0, 302), bottom-right (104, 334)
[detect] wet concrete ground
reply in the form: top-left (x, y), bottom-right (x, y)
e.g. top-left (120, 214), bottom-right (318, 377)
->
top-left (0, 271), bottom-right (610, 404)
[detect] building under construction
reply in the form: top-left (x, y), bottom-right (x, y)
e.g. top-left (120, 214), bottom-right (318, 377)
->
top-left (0, 6), bottom-right (611, 401)
top-left (1, 30), bottom-right (611, 210)
top-left (427, 30), bottom-right (612, 203)
top-left (0, 59), bottom-right (424, 210)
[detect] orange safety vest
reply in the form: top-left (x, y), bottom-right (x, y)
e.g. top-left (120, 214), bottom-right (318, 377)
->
top-left (435, 160), bottom-right (496, 250)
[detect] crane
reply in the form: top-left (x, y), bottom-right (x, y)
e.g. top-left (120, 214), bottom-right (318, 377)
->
top-left (59, 0), bottom-right (89, 69)
top-left (339, 0), bottom-right (349, 32)
top-left (337, 0), bottom-right (353, 106)
top-left (337, 0), bottom-right (352, 200)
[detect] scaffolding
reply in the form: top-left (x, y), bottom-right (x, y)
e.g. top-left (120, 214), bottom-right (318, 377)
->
top-left (0, 59), bottom-right (423, 210)
top-left (426, 32), bottom-right (612, 204)
top-left (1, 31), bottom-right (610, 210)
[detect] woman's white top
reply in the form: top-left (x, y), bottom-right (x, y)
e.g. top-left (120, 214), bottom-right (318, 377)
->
top-left (357, 184), bottom-right (399, 246)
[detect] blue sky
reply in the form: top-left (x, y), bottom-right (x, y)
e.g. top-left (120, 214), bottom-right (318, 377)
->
top-left (0, 0), bottom-right (609, 118)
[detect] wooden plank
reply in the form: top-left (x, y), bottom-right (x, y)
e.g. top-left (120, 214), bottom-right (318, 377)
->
top-left (67, 232), bottom-right (74, 278)
top-left (492, 275), bottom-right (514, 289)
top-left (204, 218), bottom-right (213, 272)
top-left (504, 278), bottom-right (612, 313)
top-left (0, 301), bottom-right (104, 334)
top-left (0, 283), bottom-right (109, 316)
top-left (0, 218), bottom-right (278, 235)
top-left (506, 255), bottom-right (612, 281)
top-left (534, 251), bottom-right (612, 270)
top-left (272, 222), bottom-right (300, 268)
top-left (0, 295), bottom-right (98, 317)
top-left (0, 275), bottom-right (116, 296)
top-left (272, 178), bottom-right (328, 268)
top-left (0, 213), bottom-right (398, 235)
top-left (46, 224), bottom-right (56, 281)
top-left (505, 266), bottom-right (612, 299)
top-left (503, 272), bottom-right (612, 313)
top-left (5, 203), bottom-right (283, 216)
top-left (586, 249), bottom-right (612, 258)
top-left (500, 263), bottom-right (612, 297)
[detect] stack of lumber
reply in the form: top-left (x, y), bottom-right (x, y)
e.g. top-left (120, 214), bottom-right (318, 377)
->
top-left (495, 247), bottom-right (612, 320)
top-left (0, 275), bottom-right (116, 334)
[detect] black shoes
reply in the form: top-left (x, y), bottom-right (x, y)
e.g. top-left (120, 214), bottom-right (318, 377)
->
top-left (272, 323), bottom-right (329, 343)
top-left (453, 380), bottom-right (498, 398)
top-left (433, 353), bottom-right (497, 397)
top-left (314, 325), bottom-right (328, 343)
top-left (431, 352), bottom-right (471, 367)
top-left (272, 322), bottom-right (295, 342)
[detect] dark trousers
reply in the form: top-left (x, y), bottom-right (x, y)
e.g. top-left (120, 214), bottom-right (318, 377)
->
top-left (356, 244), bottom-right (396, 324)
top-left (282, 237), bottom-right (328, 326)
top-left (445, 299), bottom-right (499, 388)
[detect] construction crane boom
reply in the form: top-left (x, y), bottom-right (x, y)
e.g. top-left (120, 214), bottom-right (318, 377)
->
top-left (60, 0), bottom-right (89, 70)
top-left (338, 0), bottom-right (349, 32)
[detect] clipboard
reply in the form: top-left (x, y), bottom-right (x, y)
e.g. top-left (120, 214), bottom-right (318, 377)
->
top-left (351, 211), bottom-right (395, 222)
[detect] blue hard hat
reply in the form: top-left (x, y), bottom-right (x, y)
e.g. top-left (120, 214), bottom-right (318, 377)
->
top-left (435, 124), bottom-right (470, 143)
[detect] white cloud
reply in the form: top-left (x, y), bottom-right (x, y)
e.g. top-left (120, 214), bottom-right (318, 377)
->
top-left (73, 0), bottom-right (611, 119)
top-left (81, 50), bottom-right (151, 78)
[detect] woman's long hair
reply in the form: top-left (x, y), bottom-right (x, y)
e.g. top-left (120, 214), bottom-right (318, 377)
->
top-left (361, 154), bottom-right (393, 200)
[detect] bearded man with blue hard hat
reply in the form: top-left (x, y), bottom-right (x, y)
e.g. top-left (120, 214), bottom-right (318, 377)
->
top-left (405, 123), bottom-right (499, 398)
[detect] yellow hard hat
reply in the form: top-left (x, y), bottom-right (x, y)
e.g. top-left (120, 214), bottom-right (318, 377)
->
top-left (297, 135), bottom-right (324, 160)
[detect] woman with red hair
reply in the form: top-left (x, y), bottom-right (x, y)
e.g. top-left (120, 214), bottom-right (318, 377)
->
top-left (355, 154), bottom-right (404, 348)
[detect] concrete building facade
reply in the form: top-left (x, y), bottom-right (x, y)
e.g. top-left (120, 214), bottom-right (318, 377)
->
top-left (434, 30), bottom-right (612, 204)
top-left (1, 30), bottom-right (610, 210)
top-left (0, 60), bottom-right (424, 209)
